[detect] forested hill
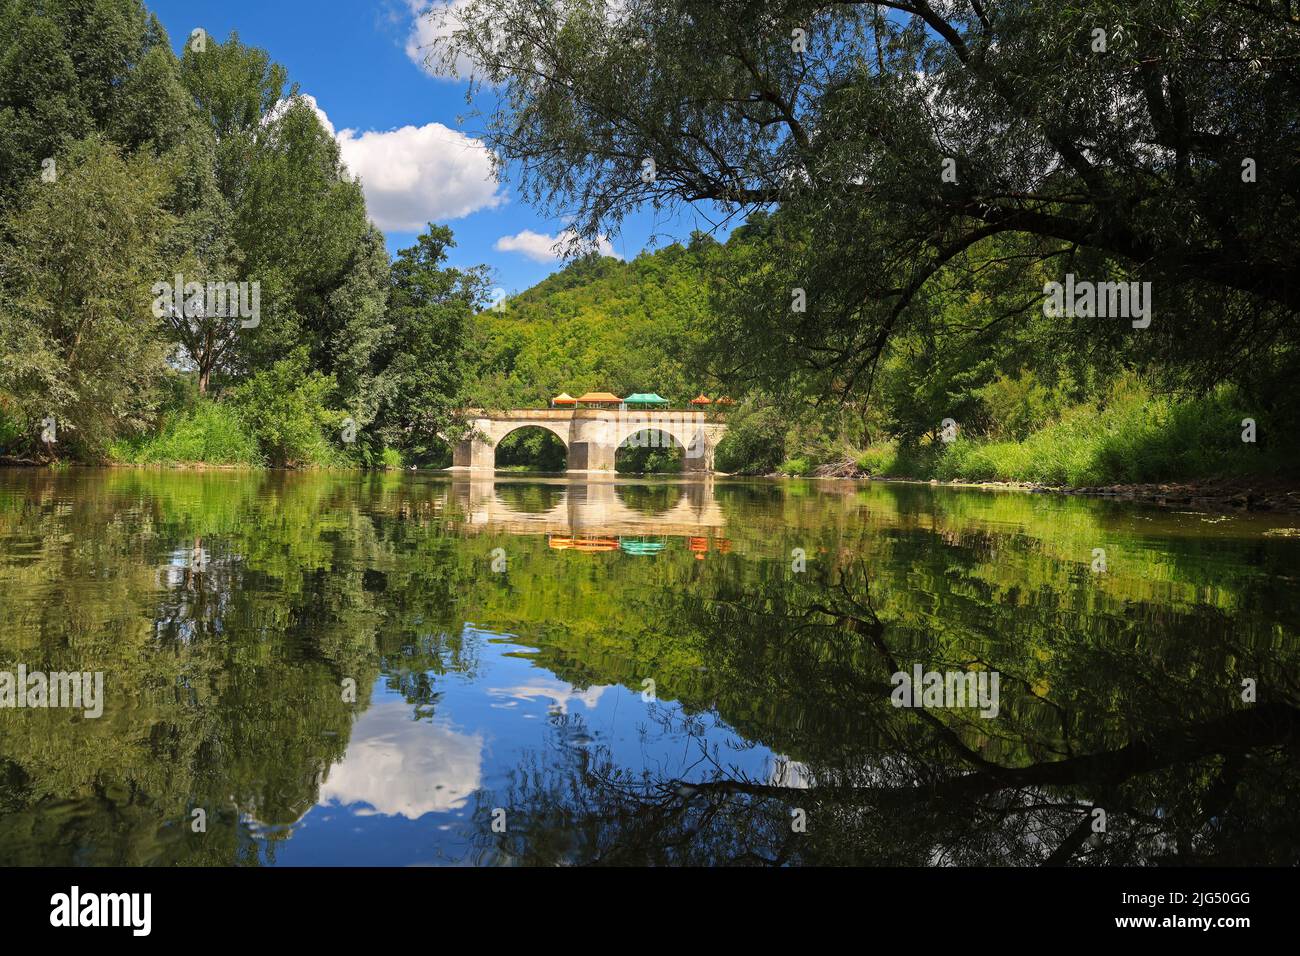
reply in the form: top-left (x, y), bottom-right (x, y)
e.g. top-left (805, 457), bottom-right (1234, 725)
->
top-left (467, 214), bottom-right (1299, 484)
top-left (468, 235), bottom-right (720, 409)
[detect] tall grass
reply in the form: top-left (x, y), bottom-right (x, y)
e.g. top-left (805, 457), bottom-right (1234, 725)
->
top-left (111, 401), bottom-right (263, 466)
top-left (0, 403), bottom-right (24, 456)
top-left (778, 455), bottom-right (816, 476)
top-left (859, 383), bottom-right (1288, 486)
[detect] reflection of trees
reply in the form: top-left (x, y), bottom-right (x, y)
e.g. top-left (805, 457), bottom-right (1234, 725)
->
top-left (2, 468), bottom-right (1297, 865)
top-left (467, 717), bottom-right (789, 866)
top-left (477, 564), bottom-right (1300, 866)
top-left (0, 469), bottom-right (485, 864)
top-left (492, 481), bottom-right (567, 515)
top-left (614, 482), bottom-right (683, 516)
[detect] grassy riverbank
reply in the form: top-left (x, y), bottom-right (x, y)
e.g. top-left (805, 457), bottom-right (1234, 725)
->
top-left (104, 396), bottom-right (403, 470)
top-left (774, 384), bottom-right (1294, 492)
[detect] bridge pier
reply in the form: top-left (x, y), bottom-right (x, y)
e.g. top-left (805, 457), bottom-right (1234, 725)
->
top-left (680, 423), bottom-right (717, 474)
top-left (568, 416), bottom-right (617, 473)
top-left (567, 440), bottom-right (616, 473)
top-left (682, 444), bottom-right (716, 474)
top-left (451, 436), bottom-right (495, 472)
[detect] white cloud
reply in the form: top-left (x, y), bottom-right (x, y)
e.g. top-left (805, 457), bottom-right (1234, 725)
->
top-left (495, 228), bottom-right (622, 263)
top-left (319, 699), bottom-right (483, 818)
top-left (405, 0), bottom-right (478, 80)
top-left (264, 92), bottom-right (336, 135)
top-left (285, 94), bottom-right (506, 232)
top-left (336, 122), bottom-right (506, 230)
top-left (489, 679), bottom-right (607, 714)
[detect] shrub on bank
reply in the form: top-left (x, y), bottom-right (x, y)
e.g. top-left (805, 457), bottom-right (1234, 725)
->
top-left (838, 381), bottom-right (1286, 486)
top-left (714, 404), bottom-right (789, 474)
top-left (779, 455), bottom-right (816, 476)
top-left (229, 353), bottom-right (351, 468)
top-left (974, 369), bottom-right (1067, 441)
top-left (111, 353), bottom-right (382, 469)
top-left (0, 398), bottom-right (26, 457)
top-left (855, 445), bottom-right (897, 475)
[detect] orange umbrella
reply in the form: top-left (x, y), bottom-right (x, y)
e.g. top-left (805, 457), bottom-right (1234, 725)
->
top-left (573, 537), bottom-right (619, 553)
top-left (689, 394), bottom-right (712, 405)
top-left (575, 391), bottom-right (623, 405)
top-left (552, 392), bottom-right (577, 406)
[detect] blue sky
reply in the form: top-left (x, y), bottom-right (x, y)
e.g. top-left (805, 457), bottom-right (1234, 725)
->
top-left (148, 0), bottom-right (731, 295)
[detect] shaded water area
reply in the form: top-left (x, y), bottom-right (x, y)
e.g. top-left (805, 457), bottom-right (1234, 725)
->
top-left (0, 468), bottom-right (1298, 866)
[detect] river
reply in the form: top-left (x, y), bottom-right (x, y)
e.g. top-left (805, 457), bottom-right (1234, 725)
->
top-left (0, 468), bottom-right (1297, 865)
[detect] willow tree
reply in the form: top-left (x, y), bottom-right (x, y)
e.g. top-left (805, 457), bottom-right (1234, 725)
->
top-left (429, 0), bottom-right (1300, 398)
top-left (0, 139), bottom-right (175, 458)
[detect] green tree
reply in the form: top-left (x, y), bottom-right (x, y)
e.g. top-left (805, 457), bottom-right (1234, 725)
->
top-left (435, 0), bottom-right (1300, 400)
top-left (0, 0), bottom-right (172, 202)
top-left (374, 225), bottom-right (490, 463)
top-left (0, 4), bottom-right (404, 465)
top-left (179, 29), bottom-right (291, 198)
top-left (0, 138), bottom-right (174, 458)
top-left (230, 349), bottom-right (345, 467)
top-left (326, 226), bottom-right (392, 435)
top-left (231, 95), bottom-right (374, 380)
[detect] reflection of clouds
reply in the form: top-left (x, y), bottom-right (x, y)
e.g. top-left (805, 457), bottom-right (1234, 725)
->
top-left (488, 679), bottom-right (605, 715)
top-left (769, 755), bottom-right (814, 789)
top-left (156, 545), bottom-right (207, 587)
top-left (319, 700), bottom-right (482, 819)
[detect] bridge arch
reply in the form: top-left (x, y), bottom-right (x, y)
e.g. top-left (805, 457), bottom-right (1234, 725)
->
top-left (492, 422), bottom-right (569, 472)
top-left (491, 420), bottom-right (570, 448)
top-left (610, 416), bottom-right (718, 473)
top-left (614, 426), bottom-right (688, 475)
top-left (615, 482), bottom-right (685, 516)
top-left (613, 422), bottom-right (701, 457)
top-left (493, 482), bottom-right (569, 517)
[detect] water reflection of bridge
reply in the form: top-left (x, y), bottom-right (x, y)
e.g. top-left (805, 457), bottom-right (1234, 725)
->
top-left (450, 477), bottom-right (726, 538)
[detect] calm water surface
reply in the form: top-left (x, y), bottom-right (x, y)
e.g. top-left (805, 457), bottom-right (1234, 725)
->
top-left (1, 469), bottom-right (1297, 865)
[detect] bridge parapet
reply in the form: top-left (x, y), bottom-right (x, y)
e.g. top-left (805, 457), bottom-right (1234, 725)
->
top-left (460, 407), bottom-right (724, 419)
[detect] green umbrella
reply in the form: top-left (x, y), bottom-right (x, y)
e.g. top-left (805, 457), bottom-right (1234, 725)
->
top-left (622, 392), bottom-right (670, 407)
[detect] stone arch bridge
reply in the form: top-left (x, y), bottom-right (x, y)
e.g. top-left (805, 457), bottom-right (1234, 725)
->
top-left (450, 408), bottom-right (727, 474)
